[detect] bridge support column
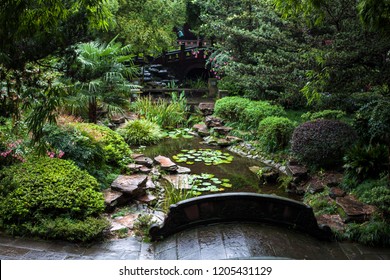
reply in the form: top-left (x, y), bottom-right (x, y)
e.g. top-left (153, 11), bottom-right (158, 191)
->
top-left (208, 78), bottom-right (218, 98)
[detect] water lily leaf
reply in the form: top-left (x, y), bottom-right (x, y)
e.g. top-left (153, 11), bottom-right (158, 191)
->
top-left (221, 183), bottom-right (232, 188)
top-left (186, 161), bottom-right (194, 165)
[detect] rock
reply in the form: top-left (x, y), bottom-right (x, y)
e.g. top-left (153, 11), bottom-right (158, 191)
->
top-left (137, 194), bottom-right (157, 204)
top-left (146, 177), bottom-right (156, 189)
top-left (111, 175), bottom-right (148, 197)
top-left (192, 123), bottom-right (210, 137)
top-left (134, 156), bottom-right (154, 167)
top-left (154, 155), bottom-right (178, 172)
top-left (103, 189), bottom-right (128, 212)
top-left (336, 195), bottom-right (377, 223)
top-left (213, 126), bottom-right (233, 135)
top-left (205, 115), bottom-right (224, 128)
top-left (258, 166), bottom-right (279, 184)
top-left (203, 136), bottom-right (218, 146)
top-left (249, 166), bottom-right (261, 175)
top-left (226, 135), bottom-right (243, 144)
top-left (110, 221), bottom-right (128, 232)
top-left (139, 166), bottom-right (152, 174)
top-left (110, 115), bottom-right (125, 124)
top-left (114, 213), bottom-right (139, 229)
top-left (324, 173), bottom-right (343, 188)
top-left (198, 103), bottom-right (215, 116)
top-left (287, 163), bottom-right (308, 179)
top-left (329, 187), bottom-right (346, 199)
top-left (127, 163), bottom-right (143, 173)
top-left (176, 166), bottom-right (191, 174)
top-left (216, 138), bottom-right (231, 147)
top-left (304, 176), bottom-right (326, 194)
top-left (316, 214), bottom-right (346, 232)
top-left (131, 153), bottom-right (144, 159)
top-left (163, 174), bottom-right (191, 190)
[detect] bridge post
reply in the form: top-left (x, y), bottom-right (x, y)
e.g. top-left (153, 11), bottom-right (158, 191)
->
top-left (208, 78), bottom-right (218, 98)
top-left (180, 43), bottom-right (185, 62)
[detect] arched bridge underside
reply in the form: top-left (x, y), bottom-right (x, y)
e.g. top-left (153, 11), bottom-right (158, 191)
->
top-left (151, 45), bottom-right (210, 81)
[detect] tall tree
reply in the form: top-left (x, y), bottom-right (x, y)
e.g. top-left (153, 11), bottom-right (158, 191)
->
top-left (193, 0), bottom-right (306, 102)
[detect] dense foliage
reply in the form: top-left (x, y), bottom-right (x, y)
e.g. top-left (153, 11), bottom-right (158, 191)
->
top-left (214, 96), bottom-right (251, 123)
top-left (257, 117), bottom-right (296, 153)
top-left (118, 119), bottom-right (164, 146)
top-left (0, 157), bottom-right (108, 242)
top-left (71, 123), bottom-right (132, 167)
top-left (291, 119), bottom-right (357, 167)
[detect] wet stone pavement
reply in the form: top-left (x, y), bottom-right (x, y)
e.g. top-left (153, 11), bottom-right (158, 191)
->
top-left (1, 223), bottom-right (390, 260)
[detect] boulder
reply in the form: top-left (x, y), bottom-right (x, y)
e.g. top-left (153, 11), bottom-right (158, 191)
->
top-left (329, 187), bottom-right (346, 199)
top-left (287, 163), bottom-right (308, 185)
top-left (127, 163), bottom-right (144, 173)
top-left (205, 116), bottom-right (225, 128)
top-left (111, 175), bottom-right (148, 197)
top-left (213, 126), bottom-right (233, 135)
top-left (110, 115), bottom-right (125, 124)
top-left (103, 189), bottom-right (128, 212)
top-left (336, 195), bottom-right (377, 223)
top-left (146, 177), bottom-right (156, 190)
top-left (316, 214), bottom-right (346, 232)
top-left (134, 156), bottom-right (154, 167)
top-left (176, 166), bottom-right (191, 174)
top-left (137, 194), bottom-right (157, 204)
top-left (154, 155), bottom-right (178, 172)
top-left (198, 103), bottom-right (215, 116)
top-left (192, 123), bottom-right (210, 137)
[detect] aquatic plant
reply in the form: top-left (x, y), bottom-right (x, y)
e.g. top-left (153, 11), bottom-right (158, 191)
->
top-left (172, 148), bottom-right (234, 166)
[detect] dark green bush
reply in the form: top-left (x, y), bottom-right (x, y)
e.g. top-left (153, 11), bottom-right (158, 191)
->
top-left (0, 157), bottom-right (107, 242)
top-left (343, 143), bottom-right (389, 184)
top-left (72, 123), bottom-right (132, 167)
top-left (291, 119), bottom-right (357, 168)
top-left (42, 124), bottom-right (121, 188)
top-left (257, 116), bottom-right (295, 153)
top-left (353, 99), bottom-right (390, 144)
top-left (118, 119), bottom-right (164, 146)
top-left (301, 110), bottom-right (346, 122)
top-left (240, 101), bottom-right (286, 130)
top-left (214, 96), bottom-right (251, 122)
top-left (352, 178), bottom-right (390, 215)
top-left (42, 124), bottom-right (105, 171)
top-left (343, 217), bottom-right (390, 246)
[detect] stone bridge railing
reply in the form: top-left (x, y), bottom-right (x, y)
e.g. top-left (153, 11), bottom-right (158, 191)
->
top-left (149, 192), bottom-right (332, 241)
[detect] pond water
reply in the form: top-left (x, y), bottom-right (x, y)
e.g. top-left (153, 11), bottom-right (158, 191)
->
top-left (139, 136), bottom-right (298, 199)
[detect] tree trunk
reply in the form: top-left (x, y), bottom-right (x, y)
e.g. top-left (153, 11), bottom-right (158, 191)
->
top-left (88, 97), bottom-right (97, 123)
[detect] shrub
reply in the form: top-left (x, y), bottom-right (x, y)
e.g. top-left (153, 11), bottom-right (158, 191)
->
top-left (42, 124), bottom-right (118, 188)
top-left (343, 217), bottom-right (390, 246)
top-left (42, 124), bottom-right (105, 171)
top-left (291, 119), bottom-right (357, 168)
top-left (214, 96), bottom-right (251, 122)
top-left (71, 123), bottom-right (132, 167)
top-left (353, 99), bottom-right (390, 144)
top-left (343, 143), bottom-right (389, 184)
top-left (0, 157), bottom-right (107, 242)
top-left (301, 110), bottom-right (346, 122)
top-left (352, 178), bottom-right (390, 215)
top-left (303, 188), bottom-right (338, 216)
top-left (257, 116), bottom-right (295, 153)
top-left (240, 101), bottom-right (286, 130)
top-left (132, 93), bottom-right (187, 129)
top-left (118, 119), bottom-right (164, 146)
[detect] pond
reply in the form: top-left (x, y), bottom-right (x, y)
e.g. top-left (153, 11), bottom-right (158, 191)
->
top-left (139, 136), bottom-right (297, 199)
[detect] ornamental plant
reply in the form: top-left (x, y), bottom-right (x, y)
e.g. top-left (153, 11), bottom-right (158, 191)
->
top-left (118, 119), bottom-right (164, 146)
top-left (291, 119), bottom-right (357, 168)
top-left (0, 157), bottom-right (108, 242)
top-left (257, 116), bottom-right (296, 153)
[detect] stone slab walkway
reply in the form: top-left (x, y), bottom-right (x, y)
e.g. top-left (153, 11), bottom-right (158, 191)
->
top-left (1, 223), bottom-right (390, 260)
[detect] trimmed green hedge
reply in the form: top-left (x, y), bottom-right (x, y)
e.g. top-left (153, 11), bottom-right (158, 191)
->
top-left (258, 116), bottom-right (296, 153)
top-left (0, 157), bottom-right (108, 242)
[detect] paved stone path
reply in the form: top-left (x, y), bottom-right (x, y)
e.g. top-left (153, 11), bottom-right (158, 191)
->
top-left (1, 223), bottom-right (390, 260)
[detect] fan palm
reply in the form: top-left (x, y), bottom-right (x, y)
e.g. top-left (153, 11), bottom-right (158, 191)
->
top-left (67, 38), bottom-right (139, 123)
